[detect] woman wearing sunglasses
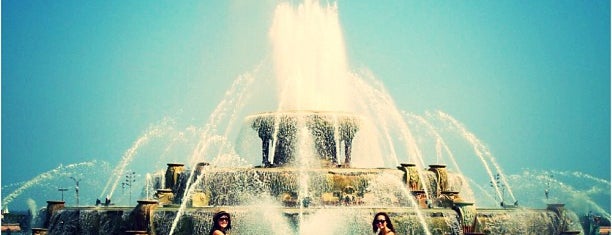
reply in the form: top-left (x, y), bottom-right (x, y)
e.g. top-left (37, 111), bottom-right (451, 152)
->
top-left (372, 212), bottom-right (396, 235)
top-left (210, 211), bottom-right (232, 235)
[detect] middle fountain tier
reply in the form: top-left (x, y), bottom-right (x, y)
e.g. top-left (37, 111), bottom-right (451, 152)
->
top-left (158, 111), bottom-right (467, 209)
top-left (161, 162), bottom-right (466, 209)
top-left (143, 111), bottom-right (473, 234)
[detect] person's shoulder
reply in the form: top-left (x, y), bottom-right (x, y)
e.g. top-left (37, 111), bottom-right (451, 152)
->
top-left (388, 232), bottom-right (396, 235)
top-left (212, 230), bottom-right (225, 235)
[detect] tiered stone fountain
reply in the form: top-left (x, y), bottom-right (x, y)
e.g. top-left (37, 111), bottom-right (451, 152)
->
top-left (35, 111), bottom-right (583, 235)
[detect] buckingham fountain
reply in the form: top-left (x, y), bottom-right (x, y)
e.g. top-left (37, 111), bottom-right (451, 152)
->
top-left (34, 111), bottom-right (585, 234)
top-left (19, 1), bottom-right (595, 235)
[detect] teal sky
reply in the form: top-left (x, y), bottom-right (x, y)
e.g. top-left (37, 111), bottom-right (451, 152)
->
top-left (2, 1), bottom-right (610, 209)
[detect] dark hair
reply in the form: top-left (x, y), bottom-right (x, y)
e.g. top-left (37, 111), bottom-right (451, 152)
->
top-left (372, 212), bottom-right (395, 233)
top-left (209, 211), bottom-right (232, 235)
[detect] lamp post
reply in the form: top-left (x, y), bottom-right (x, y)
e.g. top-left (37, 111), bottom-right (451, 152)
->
top-left (545, 173), bottom-right (553, 200)
top-left (122, 171), bottom-right (137, 202)
top-left (58, 188), bottom-right (69, 201)
top-left (69, 177), bottom-right (81, 206)
top-left (490, 173), bottom-right (506, 207)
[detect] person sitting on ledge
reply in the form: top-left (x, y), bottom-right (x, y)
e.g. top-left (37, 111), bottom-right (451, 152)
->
top-left (210, 211), bottom-right (232, 235)
top-left (372, 212), bottom-right (396, 235)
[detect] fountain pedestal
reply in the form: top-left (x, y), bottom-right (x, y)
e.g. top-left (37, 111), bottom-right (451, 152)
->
top-left (165, 163), bottom-right (185, 190)
top-left (128, 200), bottom-right (159, 234)
top-left (453, 201), bottom-right (477, 234)
top-left (409, 190), bottom-right (428, 209)
top-left (31, 228), bottom-right (48, 235)
top-left (428, 164), bottom-right (449, 197)
top-left (399, 163), bottom-right (422, 191)
top-left (125, 230), bottom-right (149, 235)
top-left (43, 200), bottom-right (65, 228)
top-left (190, 190), bottom-right (210, 207)
top-left (155, 189), bottom-right (174, 205)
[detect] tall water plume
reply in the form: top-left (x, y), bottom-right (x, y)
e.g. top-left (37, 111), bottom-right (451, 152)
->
top-left (270, 1), bottom-right (351, 112)
top-left (267, 1), bottom-right (426, 169)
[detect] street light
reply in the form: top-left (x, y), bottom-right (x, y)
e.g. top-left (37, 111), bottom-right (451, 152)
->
top-left (69, 177), bottom-right (81, 206)
top-left (58, 188), bottom-right (69, 201)
top-left (489, 173), bottom-right (506, 207)
top-left (122, 171), bottom-right (137, 202)
top-left (545, 173), bottom-right (553, 200)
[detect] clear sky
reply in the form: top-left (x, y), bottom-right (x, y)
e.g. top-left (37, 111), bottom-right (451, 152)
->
top-left (2, 1), bottom-right (610, 211)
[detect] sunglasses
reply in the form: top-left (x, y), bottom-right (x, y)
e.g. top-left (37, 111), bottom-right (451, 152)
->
top-left (375, 219), bottom-right (386, 224)
top-left (219, 217), bottom-right (229, 222)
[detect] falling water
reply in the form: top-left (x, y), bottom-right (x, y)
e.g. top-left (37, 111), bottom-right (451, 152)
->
top-left (2, 161), bottom-right (98, 208)
top-left (405, 113), bottom-right (450, 165)
top-left (296, 125), bottom-right (314, 234)
top-left (214, 73), bottom-right (256, 159)
top-left (437, 110), bottom-right (517, 204)
top-left (467, 177), bottom-right (500, 206)
top-left (362, 78), bottom-right (424, 167)
top-left (144, 173), bottom-right (152, 199)
top-left (168, 161), bottom-right (208, 235)
top-left (332, 115), bottom-right (342, 165)
top-left (550, 170), bottom-right (612, 186)
top-left (169, 72), bottom-right (257, 234)
top-left (509, 169), bottom-right (611, 219)
top-left (26, 198), bottom-right (38, 221)
top-left (351, 74), bottom-right (427, 168)
top-left (405, 112), bottom-right (476, 202)
top-left (158, 127), bottom-right (192, 162)
top-left (188, 72), bottom-right (256, 166)
top-left (99, 120), bottom-right (168, 200)
top-left (381, 173), bottom-right (433, 235)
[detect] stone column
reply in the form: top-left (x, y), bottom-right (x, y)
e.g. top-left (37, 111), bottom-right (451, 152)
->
top-left (155, 189), bottom-right (174, 205)
top-left (453, 201), bottom-right (477, 234)
top-left (428, 164), bottom-right (448, 197)
top-left (44, 200), bottom-right (65, 228)
top-left (399, 163), bottom-right (421, 190)
top-left (191, 189), bottom-right (210, 207)
top-left (129, 200), bottom-right (159, 234)
top-left (399, 163), bottom-right (427, 208)
top-left (262, 138), bottom-right (271, 166)
top-left (547, 204), bottom-right (581, 234)
top-left (343, 139), bottom-right (352, 166)
top-left (165, 163), bottom-right (185, 190)
top-left (254, 117), bottom-right (273, 166)
top-left (125, 231), bottom-right (149, 235)
top-left (192, 162), bottom-right (210, 183)
top-left (32, 228), bottom-right (49, 235)
top-left (340, 120), bottom-right (357, 167)
top-left (272, 119), bottom-right (297, 166)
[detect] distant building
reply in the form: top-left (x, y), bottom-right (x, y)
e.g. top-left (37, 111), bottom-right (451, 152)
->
top-left (1, 209), bottom-right (31, 235)
top-left (1, 223), bottom-right (22, 234)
